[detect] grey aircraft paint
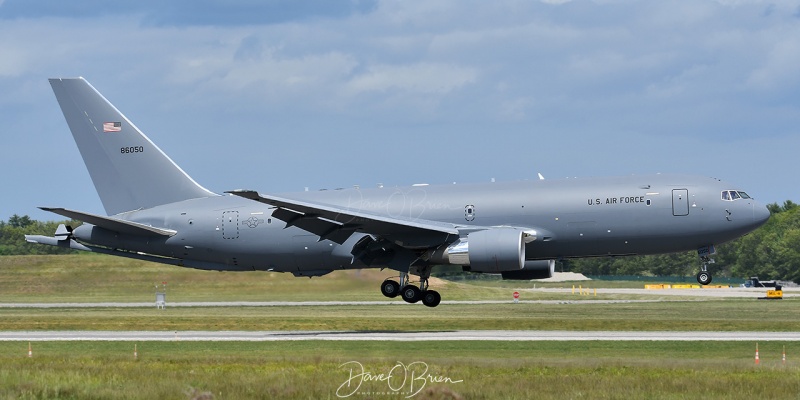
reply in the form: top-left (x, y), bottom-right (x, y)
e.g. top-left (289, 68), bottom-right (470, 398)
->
top-left (26, 78), bottom-right (771, 307)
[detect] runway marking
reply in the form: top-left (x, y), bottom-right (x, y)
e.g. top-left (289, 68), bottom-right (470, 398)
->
top-left (0, 288), bottom-right (787, 309)
top-left (1, 330), bottom-right (799, 341)
top-left (0, 300), bottom-right (665, 308)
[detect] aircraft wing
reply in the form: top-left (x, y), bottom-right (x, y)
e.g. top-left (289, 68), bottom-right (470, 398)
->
top-left (40, 207), bottom-right (177, 237)
top-left (226, 190), bottom-right (459, 247)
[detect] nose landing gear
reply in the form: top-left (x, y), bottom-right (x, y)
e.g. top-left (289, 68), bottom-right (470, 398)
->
top-left (695, 245), bottom-right (716, 285)
top-left (696, 256), bottom-right (714, 285)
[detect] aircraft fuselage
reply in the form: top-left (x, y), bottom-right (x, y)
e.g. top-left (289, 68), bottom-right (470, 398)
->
top-left (71, 174), bottom-right (767, 273)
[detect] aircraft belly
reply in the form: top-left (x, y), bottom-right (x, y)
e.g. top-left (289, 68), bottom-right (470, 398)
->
top-left (190, 223), bottom-right (351, 272)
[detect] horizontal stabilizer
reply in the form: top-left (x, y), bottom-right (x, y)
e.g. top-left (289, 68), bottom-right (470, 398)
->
top-left (40, 207), bottom-right (176, 237)
top-left (25, 235), bottom-right (92, 250)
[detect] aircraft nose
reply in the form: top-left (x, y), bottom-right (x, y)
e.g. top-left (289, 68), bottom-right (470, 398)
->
top-left (752, 202), bottom-right (770, 227)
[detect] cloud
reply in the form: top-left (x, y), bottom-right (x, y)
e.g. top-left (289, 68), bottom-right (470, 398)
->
top-left (345, 63), bottom-right (477, 95)
top-left (748, 37), bottom-right (800, 91)
top-left (2, 0), bottom-right (800, 220)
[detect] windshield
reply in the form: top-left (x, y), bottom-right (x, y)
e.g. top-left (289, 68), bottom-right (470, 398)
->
top-left (721, 190), bottom-right (752, 201)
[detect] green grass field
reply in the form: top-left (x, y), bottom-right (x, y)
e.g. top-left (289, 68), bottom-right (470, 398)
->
top-left (0, 254), bottom-right (745, 303)
top-left (0, 254), bottom-right (525, 303)
top-left (1, 255), bottom-right (799, 332)
top-left (3, 341), bottom-right (799, 399)
top-left (2, 254), bottom-right (799, 399)
top-left (1, 300), bottom-right (799, 331)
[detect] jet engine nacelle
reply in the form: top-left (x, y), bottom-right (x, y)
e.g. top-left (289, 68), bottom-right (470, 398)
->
top-left (501, 259), bottom-right (556, 280)
top-left (434, 228), bottom-right (526, 272)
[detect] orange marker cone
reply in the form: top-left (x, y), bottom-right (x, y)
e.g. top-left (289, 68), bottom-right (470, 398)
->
top-left (755, 343), bottom-right (760, 365)
top-left (27, 342), bottom-right (32, 358)
top-left (783, 345), bottom-right (786, 366)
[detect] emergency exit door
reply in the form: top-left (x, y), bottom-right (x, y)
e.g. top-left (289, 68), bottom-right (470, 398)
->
top-left (672, 189), bottom-right (689, 216)
top-left (221, 211), bottom-right (239, 239)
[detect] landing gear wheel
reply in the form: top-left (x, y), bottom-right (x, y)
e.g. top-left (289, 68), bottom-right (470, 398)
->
top-left (422, 290), bottom-right (441, 308)
top-left (380, 279), bottom-right (401, 298)
top-left (401, 285), bottom-right (422, 304)
top-left (697, 271), bottom-right (712, 285)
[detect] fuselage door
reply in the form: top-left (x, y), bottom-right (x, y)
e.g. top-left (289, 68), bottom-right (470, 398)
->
top-left (672, 189), bottom-right (689, 216)
top-left (221, 211), bottom-right (239, 239)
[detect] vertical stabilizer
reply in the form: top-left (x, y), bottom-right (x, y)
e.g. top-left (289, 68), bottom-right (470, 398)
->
top-left (49, 78), bottom-right (216, 215)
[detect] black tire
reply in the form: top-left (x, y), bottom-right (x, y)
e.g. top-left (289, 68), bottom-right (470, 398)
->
top-left (422, 290), bottom-right (441, 308)
top-left (380, 280), bottom-right (401, 298)
top-left (697, 271), bottom-right (712, 285)
top-left (401, 285), bottom-right (422, 303)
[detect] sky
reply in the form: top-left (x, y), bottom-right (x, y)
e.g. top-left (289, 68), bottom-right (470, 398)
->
top-left (1, 0), bottom-right (799, 221)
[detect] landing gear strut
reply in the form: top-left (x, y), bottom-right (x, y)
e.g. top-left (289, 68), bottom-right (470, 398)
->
top-left (696, 256), bottom-right (713, 285)
top-left (380, 270), bottom-right (441, 307)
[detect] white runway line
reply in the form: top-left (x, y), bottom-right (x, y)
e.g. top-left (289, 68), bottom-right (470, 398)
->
top-left (0, 300), bottom-right (665, 308)
top-left (2, 330), bottom-right (800, 341)
top-left (0, 287), bottom-right (791, 308)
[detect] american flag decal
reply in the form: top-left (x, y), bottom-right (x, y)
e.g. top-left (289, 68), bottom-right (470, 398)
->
top-left (103, 122), bottom-right (122, 132)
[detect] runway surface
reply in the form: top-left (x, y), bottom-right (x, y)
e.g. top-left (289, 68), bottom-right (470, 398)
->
top-left (538, 287), bottom-right (799, 298)
top-left (0, 287), bottom-right (792, 308)
top-left (0, 299), bottom-right (666, 308)
top-left (0, 288), bottom-right (788, 308)
top-left (2, 330), bottom-right (799, 341)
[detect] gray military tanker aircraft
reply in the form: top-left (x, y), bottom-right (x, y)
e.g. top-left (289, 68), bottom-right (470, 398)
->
top-left (26, 78), bottom-right (770, 307)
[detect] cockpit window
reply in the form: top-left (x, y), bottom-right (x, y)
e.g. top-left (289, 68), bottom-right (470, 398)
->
top-left (721, 190), bottom-right (751, 201)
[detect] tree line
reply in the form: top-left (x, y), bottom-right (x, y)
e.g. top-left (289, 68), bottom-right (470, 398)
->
top-left (2, 201), bottom-right (798, 280)
top-left (0, 215), bottom-right (78, 255)
top-left (565, 201), bottom-right (800, 281)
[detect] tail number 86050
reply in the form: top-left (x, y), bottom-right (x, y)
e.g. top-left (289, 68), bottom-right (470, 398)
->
top-left (120, 146), bottom-right (144, 154)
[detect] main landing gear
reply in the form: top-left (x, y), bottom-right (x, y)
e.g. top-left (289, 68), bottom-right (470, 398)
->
top-left (381, 271), bottom-right (441, 308)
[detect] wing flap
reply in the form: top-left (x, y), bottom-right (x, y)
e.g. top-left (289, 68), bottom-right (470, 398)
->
top-left (272, 207), bottom-right (356, 243)
top-left (227, 190), bottom-right (458, 247)
top-left (40, 207), bottom-right (176, 237)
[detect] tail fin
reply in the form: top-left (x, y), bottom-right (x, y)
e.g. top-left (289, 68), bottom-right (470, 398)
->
top-left (49, 77), bottom-right (216, 215)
